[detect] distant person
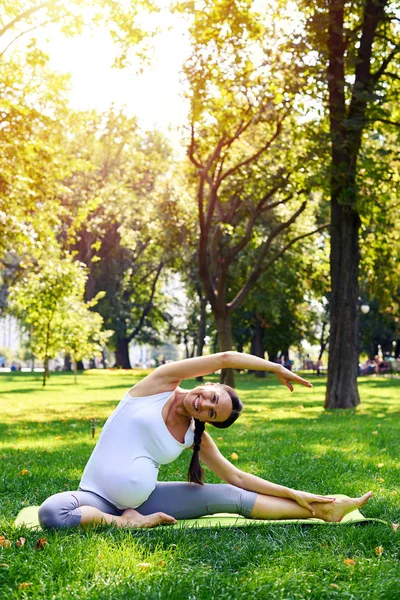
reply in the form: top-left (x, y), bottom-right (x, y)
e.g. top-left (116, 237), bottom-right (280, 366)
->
top-left (38, 352), bottom-right (372, 530)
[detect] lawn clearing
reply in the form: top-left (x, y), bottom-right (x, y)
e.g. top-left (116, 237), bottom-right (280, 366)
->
top-left (0, 371), bottom-right (399, 599)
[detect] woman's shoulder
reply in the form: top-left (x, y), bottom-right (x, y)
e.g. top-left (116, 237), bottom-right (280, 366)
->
top-left (127, 380), bottom-right (177, 399)
top-left (128, 366), bottom-right (182, 398)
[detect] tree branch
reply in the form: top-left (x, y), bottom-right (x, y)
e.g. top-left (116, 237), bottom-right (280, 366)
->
top-left (0, 20), bottom-right (53, 57)
top-left (371, 45), bottom-right (400, 89)
top-left (0, 2), bottom-right (53, 38)
top-left (228, 199), bottom-right (309, 312)
top-left (217, 116), bottom-right (286, 185)
top-left (127, 262), bottom-right (163, 343)
top-left (260, 223), bottom-right (329, 274)
top-left (188, 123), bottom-right (203, 169)
top-left (367, 117), bottom-right (400, 128)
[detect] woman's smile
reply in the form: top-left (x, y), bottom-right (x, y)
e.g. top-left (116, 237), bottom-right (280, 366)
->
top-left (193, 396), bottom-right (201, 412)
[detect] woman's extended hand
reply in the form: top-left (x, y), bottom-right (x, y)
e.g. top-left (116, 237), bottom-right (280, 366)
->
top-left (275, 366), bottom-right (313, 392)
top-left (289, 490), bottom-right (336, 516)
top-left (121, 508), bottom-right (177, 528)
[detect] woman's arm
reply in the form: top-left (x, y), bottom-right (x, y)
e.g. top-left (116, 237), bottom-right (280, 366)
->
top-left (146, 351), bottom-right (312, 390)
top-left (199, 432), bottom-right (294, 498)
top-left (199, 433), bottom-right (334, 514)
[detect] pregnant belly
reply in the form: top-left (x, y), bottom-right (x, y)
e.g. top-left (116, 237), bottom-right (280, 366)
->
top-left (98, 457), bottom-right (159, 510)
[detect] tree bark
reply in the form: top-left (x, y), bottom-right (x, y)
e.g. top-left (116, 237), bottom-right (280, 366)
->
top-left (64, 353), bottom-right (72, 371)
top-left (215, 313), bottom-right (235, 387)
top-left (250, 320), bottom-right (266, 378)
top-left (43, 356), bottom-right (49, 387)
top-left (196, 296), bottom-right (207, 358)
top-left (115, 337), bottom-right (131, 369)
top-left (324, 0), bottom-right (388, 408)
top-left (196, 295), bottom-right (208, 382)
top-left (325, 198), bottom-right (361, 408)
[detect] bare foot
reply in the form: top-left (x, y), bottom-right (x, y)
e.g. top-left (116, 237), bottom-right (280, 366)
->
top-left (312, 492), bottom-right (372, 522)
top-left (120, 508), bottom-right (177, 529)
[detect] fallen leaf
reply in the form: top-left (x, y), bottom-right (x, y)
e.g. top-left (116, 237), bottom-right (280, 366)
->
top-left (372, 431), bottom-right (378, 435)
top-left (16, 537), bottom-right (26, 547)
top-left (158, 560), bottom-right (165, 567)
top-left (0, 536), bottom-right (11, 548)
top-left (330, 583), bottom-right (340, 589)
top-left (55, 436), bottom-right (62, 440)
top-left (344, 558), bottom-right (356, 566)
top-left (377, 463), bottom-right (384, 468)
top-left (18, 583), bottom-right (33, 590)
top-left (230, 452), bottom-right (239, 461)
top-left (296, 405), bottom-right (304, 409)
top-left (375, 546), bottom-right (384, 556)
top-left (137, 562), bottom-right (151, 569)
top-left (376, 477), bottom-right (385, 483)
top-left (0, 564), bottom-right (9, 568)
top-left (35, 538), bottom-right (47, 550)
top-left (217, 437), bottom-right (223, 441)
top-left (20, 469), bottom-right (29, 475)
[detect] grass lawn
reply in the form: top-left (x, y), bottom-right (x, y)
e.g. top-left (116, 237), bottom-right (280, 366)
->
top-left (0, 370), bottom-right (399, 599)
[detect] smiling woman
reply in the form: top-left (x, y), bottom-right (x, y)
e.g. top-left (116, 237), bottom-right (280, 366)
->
top-left (38, 351), bottom-right (372, 530)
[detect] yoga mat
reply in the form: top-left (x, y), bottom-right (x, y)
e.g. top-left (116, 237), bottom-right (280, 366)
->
top-left (14, 496), bottom-right (387, 530)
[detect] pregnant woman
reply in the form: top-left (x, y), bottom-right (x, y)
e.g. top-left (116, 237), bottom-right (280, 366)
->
top-left (38, 352), bottom-right (372, 529)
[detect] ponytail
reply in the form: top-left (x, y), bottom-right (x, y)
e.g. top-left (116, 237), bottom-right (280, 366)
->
top-left (187, 418), bottom-right (205, 485)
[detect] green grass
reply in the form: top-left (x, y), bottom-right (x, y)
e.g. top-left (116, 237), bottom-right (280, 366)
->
top-left (0, 370), bottom-right (399, 599)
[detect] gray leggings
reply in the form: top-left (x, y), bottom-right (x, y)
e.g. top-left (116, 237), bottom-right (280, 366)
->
top-left (38, 483), bottom-right (257, 529)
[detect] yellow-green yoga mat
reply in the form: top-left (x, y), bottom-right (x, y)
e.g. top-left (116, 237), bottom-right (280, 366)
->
top-left (14, 496), bottom-right (386, 530)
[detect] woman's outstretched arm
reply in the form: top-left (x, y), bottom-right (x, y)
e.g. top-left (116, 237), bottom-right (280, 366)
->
top-left (200, 432), bottom-right (334, 515)
top-left (148, 351), bottom-right (312, 390)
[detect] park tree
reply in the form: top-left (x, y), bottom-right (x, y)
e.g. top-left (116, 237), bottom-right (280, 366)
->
top-left (8, 254), bottom-right (109, 385)
top-left (295, 0), bottom-right (400, 408)
top-left (61, 296), bottom-right (112, 382)
top-left (0, 50), bottom-right (74, 261)
top-left (181, 0), bottom-right (329, 385)
top-left (59, 109), bottom-right (183, 368)
top-left (230, 233), bottom-right (327, 368)
top-left (0, 0), bottom-right (160, 262)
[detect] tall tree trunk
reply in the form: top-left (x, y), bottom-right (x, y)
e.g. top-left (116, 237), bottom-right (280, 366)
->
top-left (196, 296), bottom-right (207, 382)
top-left (250, 320), bottom-right (266, 378)
top-left (325, 198), bottom-right (361, 408)
top-left (115, 337), bottom-right (131, 369)
top-left (318, 322), bottom-right (329, 362)
top-left (196, 296), bottom-right (207, 357)
top-left (64, 353), bottom-right (72, 371)
top-left (43, 356), bottom-right (49, 387)
top-left (215, 313), bottom-right (234, 387)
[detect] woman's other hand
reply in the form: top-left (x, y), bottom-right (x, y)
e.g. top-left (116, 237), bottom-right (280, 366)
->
top-left (288, 490), bottom-right (335, 516)
top-left (275, 366), bottom-right (313, 392)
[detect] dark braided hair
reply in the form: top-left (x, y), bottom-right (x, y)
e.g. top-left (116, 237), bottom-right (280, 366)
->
top-left (187, 384), bottom-right (243, 485)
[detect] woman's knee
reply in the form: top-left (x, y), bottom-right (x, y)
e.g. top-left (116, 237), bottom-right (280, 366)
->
top-left (38, 497), bottom-right (62, 529)
top-left (38, 492), bottom-right (81, 529)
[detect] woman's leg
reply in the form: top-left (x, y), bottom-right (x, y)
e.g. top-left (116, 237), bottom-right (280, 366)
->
top-left (38, 490), bottom-right (123, 529)
top-left (250, 492), bottom-right (373, 522)
top-left (136, 482), bottom-right (257, 520)
top-left (135, 483), bottom-right (372, 523)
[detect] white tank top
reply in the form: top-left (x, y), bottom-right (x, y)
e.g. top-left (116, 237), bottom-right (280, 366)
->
top-left (79, 390), bottom-right (195, 510)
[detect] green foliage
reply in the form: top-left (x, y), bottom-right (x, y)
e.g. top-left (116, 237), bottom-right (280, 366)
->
top-left (0, 52), bottom-right (73, 260)
top-left (55, 109), bottom-right (185, 361)
top-left (8, 254), bottom-right (110, 382)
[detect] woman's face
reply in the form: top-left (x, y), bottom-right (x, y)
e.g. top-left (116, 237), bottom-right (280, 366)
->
top-left (183, 383), bottom-right (232, 423)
